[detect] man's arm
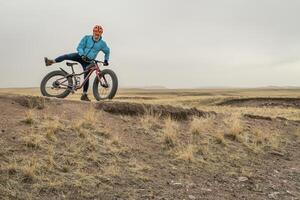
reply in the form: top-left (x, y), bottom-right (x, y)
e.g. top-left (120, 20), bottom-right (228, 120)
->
top-left (101, 41), bottom-right (110, 61)
top-left (77, 36), bottom-right (87, 56)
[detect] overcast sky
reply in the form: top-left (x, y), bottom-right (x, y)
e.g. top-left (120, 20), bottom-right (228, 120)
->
top-left (0, 0), bottom-right (300, 88)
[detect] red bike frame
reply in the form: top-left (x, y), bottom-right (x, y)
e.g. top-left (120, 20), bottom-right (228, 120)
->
top-left (76, 64), bottom-right (101, 90)
top-left (56, 61), bottom-right (108, 91)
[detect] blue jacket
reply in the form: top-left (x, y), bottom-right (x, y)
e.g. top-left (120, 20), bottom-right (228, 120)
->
top-left (77, 35), bottom-right (110, 61)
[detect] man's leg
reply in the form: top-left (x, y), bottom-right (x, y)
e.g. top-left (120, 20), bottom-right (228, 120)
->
top-left (83, 72), bottom-right (89, 94)
top-left (55, 53), bottom-right (81, 63)
top-left (79, 61), bottom-right (92, 101)
top-left (82, 63), bottom-right (90, 93)
top-left (44, 53), bottom-right (81, 66)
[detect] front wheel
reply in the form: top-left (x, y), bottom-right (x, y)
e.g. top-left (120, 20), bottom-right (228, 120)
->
top-left (93, 69), bottom-right (118, 100)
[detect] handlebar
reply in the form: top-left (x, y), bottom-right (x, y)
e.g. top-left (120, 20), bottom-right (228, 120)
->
top-left (83, 59), bottom-right (105, 71)
top-left (86, 59), bottom-right (104, 64)
top-left (93, 59), bottom-right (105, 64)
top-left (82, 56), bottom-right (104, 64)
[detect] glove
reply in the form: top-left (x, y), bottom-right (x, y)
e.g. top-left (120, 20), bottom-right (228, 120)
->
top-left (81, 56), bottom-right (88, 62)
top-left (103, 60), bottom-right (109, 66)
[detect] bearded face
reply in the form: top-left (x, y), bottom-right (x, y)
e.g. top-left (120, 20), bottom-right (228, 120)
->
top-left (93, 25), bottom-right (103, 40)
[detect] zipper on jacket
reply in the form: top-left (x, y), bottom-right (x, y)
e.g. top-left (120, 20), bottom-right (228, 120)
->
top-left (85, 37), bottom-right (97, 58)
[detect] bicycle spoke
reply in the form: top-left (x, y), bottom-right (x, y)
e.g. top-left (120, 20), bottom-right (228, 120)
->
top-left (98, 74), bottom-right (113, 99)
top-left (45, 75), bottom-right (69, 96)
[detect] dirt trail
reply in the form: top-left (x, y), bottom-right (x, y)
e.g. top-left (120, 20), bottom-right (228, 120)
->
top-left (217, 97), bottom-right (300, 108)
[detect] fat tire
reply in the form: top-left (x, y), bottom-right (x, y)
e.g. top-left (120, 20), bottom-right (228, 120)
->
top-left (93, 69), bottom-right (118, 101)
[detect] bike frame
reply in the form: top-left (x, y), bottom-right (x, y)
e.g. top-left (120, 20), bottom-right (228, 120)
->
top-left (55, 61), bottom-right (108, 91)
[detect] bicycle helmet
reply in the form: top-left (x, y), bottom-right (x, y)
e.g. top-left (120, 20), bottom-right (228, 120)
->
top-left (93, 25), bottom-right (103, 36)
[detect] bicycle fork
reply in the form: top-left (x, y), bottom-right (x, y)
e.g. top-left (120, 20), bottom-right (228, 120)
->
top-left (97, 73), bottom-right (109, 88)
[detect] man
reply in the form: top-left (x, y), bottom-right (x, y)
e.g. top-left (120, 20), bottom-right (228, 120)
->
top-left (44, 25), bottom-right (110, 101)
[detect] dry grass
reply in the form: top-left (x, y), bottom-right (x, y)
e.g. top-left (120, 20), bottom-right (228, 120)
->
top-left (87, 151), bottom-right (99, 162)
top-left (252, 129), bottom-right (281, 151)
top-left (23, 133), bottom-right (42, 149)
top-left (27, 96), bottom-right (45, 109)
top-left (161, 117), bottom-right (179, 147)
top-left (42, 117), bottom-right (62, 140)
top-left (82, 106), bottom-right (98, 127)
top-left (239, 167), bottom-right (254, 178)
top-left (1, 88), bottom-right (299, 199)
top-left (23, 129), bottom-right (44, 149)
top-left (140, 110), bottom-right (160, 132)
top-left (71, 106), bottom-right (100, 137)
top-left (94, 128), bottom-right (110, 139)
top-left (199, 105), bottom-right (300, 121)
top-left (214, 130), bottom-right (226, 145)
top-left (295, 128), bottom-right (300, 144)
top-left (22, 109), bottom-right (36, 124)
top-left (2, 156), bottom-right (39, 183)
top-left (120, 114), bottom-right (132, 122)
top-left (4, 160), bottom-right (18, 175)
top-left (109, 134), bottom-right (121, 146)
top-left (105, 134), bottom-right (128, 156)
top-left (103, 163), bottom-right (120, 177)
top-left (175, 144), bottom-right (197, 163)
top-left (224, 113), bottom-right (244, 142)
top-left (128, 158), bottom-right (152, 173)
top-left (46, 146), bottom-right (56, 168)
top-left (84, 134), bottom-right (98, 151)
top-left (21, 159), bottom-right (38, 182)
top-left (222, 112), bottom-right (282, 152)
top-left (190, 117), bottom-right (214, 135)
top-left (198, 137), bottom-right (212, 157)
top-left (71, 120), bottom-right (85, 135)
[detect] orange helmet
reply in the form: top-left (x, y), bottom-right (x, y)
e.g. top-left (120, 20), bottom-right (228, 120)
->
top-left (93, 25), bottom-right (103, 36)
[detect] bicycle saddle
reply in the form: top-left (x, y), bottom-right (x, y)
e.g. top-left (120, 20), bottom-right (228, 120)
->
top-left (66, 62), bottom-right (78, 67)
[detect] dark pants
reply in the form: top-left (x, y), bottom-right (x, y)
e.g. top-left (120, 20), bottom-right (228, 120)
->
top-left (55, 53), bottom-right (90, 93)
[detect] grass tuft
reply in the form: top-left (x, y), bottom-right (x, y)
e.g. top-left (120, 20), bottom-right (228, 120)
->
top-left (162, 117), bottom-right (179, 148)
top-left (176, 144), bottom-right (197, 162)
top-left (190, 117), bottom-right (214, 135)
top-left (140, 109), bottom-right (161, 132)
top-left (22, 109), bottom-right (36, 124)
top-left (23, 130), bottom-right (43, 149)
top-left (214, 131), bottom-right (226, 145)
top-left (224, 114), bottom-right (244, 142)
top-left (43, 117), bottom-right (61, 140)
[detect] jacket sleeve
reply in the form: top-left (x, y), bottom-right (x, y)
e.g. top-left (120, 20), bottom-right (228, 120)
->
top-left (101, 41), bottom-right (110, 61)
top-left (77, 36), bottom-right (87, 56)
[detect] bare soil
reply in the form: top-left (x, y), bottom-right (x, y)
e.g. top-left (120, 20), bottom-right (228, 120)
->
top-left (0, 94), bottom-right (299, 200)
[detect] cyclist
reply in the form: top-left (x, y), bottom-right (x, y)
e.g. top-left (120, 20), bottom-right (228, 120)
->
top-left (44, 25), bottom-right (110, 101)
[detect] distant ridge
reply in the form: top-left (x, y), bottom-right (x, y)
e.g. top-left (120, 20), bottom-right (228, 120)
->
top-left (140, 86), bottom-right (168, 89)
top-left (120, 85), bottom-right (168, 90)
top-left (255, 86), bottom-right (300, 89)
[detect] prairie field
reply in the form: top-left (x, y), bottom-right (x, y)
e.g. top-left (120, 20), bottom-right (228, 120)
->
top-left (0, 87), bottom-right (299, 199)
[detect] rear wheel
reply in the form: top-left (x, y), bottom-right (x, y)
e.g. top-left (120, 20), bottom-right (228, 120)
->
top-left (40, 70), bottom-right (73, 98)
top-left (93, 69), bottom-right (118, 100)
